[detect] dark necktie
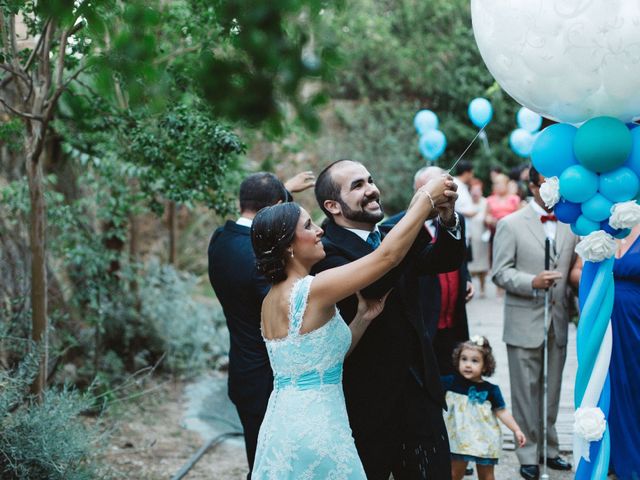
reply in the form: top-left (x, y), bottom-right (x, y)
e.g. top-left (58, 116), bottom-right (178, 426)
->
top-left (366, 230), bottom-right (381, 249)
top-left (540, 214), bottom-right (557, 223)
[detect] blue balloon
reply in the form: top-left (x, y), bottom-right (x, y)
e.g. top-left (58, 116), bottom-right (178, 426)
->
top-left (516, 107), bottom-right (543, 133)
top-left (571, 215), bottom-right (601, 236)
top-left (414, 109), bottom-right (438, 135)
top-left (559, 165), bottom-right (599, 203)
top-left (509, 129), bottom-right (535, 157)
top-left (601, 220), bottom-right (631, 239)
top-left (581, 193), bottom-right (614, 222)
top-left (624, 126), bottom-right (640, 178)
top-left (468, 97), bottom-right (493, 128)
top-left (418, 129), bottom-right (446, 160)
top-left (531, 124), bottom-right (578, 178)
top-left (599, 166), bottom-right (640, 202)
top-left (554, 199), bottom-right (582, 224)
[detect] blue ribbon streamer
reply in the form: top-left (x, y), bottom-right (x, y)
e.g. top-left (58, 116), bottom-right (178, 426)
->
top-left (575, 258), bottom-right (614, 480)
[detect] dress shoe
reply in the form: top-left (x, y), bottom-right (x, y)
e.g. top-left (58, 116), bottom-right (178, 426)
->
top-left (520, 464), bottom-right (540, 480)
top-left (539, 455), bottom-right (572, 470)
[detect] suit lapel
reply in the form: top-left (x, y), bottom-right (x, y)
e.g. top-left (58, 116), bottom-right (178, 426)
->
top-left (522, 205), bottom-right (548, 251)
top-left (324, 221), bottom-right (373, 258)
top-left (552, 222), bottom-right (571, 268)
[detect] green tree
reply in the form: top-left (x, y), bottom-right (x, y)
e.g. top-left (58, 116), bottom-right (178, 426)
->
top-left (0, 0), bottom-right (339, 398)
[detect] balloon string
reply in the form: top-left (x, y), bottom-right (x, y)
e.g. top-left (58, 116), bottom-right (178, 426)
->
top-left (446, 125), bottom-right (486, 174)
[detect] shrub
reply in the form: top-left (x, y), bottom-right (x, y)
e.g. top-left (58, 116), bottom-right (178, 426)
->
top-left (0, 344), bottom-right (106, 480)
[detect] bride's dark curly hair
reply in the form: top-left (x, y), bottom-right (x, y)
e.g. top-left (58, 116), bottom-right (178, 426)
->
top-left (251, 202), bottom-right (301, 284)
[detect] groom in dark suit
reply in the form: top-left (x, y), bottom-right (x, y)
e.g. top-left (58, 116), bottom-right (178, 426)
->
top-left (311, 160), bottom-right (466, 480)
top-left (208, 171), bottom-right (314, 475)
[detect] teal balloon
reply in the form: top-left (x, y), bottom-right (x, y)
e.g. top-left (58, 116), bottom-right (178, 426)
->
top-left (509, 129), bottom-right (535, 157)
top-left (418, 129), bottom-right (446, 160)
top-left (531, 124), bottom-right (578, 178)
top-left (559, 165), bottom-right (599, 203)
top-left (468, 97), bottom-right (493, 128)
top-left (599, 166), bottom-right (640, 202)
top-left (571, 215), bottom-right (601, 236)
top-left (574, 116), bottom-right (632, 173)
top-left (581, 193), bottom-right (614, 222)
top-left (624, 126), bottom-right (640, 177)
top-left (414, 110), bottom-right (438, 135)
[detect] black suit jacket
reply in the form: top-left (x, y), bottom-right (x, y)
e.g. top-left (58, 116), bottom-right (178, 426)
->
top-left (385, 213), bottom-right (471, 341)
top-left (208, 221), bottom-right (273, 414)
top-left (311, 217), bottom-right (465, 438)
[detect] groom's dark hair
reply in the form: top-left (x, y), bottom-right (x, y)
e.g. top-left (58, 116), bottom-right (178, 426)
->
top-left (239, 172), bottom-right (288, 213)
top-left (315, 159), bottom-right (354, 218)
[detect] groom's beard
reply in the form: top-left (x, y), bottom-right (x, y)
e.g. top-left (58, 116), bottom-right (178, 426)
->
top-left (338, 195), bottom-right (384, 225)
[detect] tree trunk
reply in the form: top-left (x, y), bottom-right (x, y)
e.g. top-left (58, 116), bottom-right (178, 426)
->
top-left (168, 200), bottom-right (177, 265)
top-left (26, 143), bottom-right (47, 401)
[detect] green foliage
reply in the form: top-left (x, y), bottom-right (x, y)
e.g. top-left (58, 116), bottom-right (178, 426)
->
top-left (0, 119), bottom-right (24, 152)
top-left (0, 336), bottom-right (105, 480)
top-left (198, 0), bottom-right (340, 132)
top-left (135, 261), bottom-right (229, 373)
top-left (125, 102), bottom-right (244, 215)
top-left (324, 0), bottom-right (525, 190)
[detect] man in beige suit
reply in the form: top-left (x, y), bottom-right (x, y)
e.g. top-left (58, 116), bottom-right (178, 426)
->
top-left (492, 166), bottom-right (579, 480)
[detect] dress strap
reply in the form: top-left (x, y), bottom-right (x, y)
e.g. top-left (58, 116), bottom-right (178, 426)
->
top-left (288, 275), bottom-right (313, 336)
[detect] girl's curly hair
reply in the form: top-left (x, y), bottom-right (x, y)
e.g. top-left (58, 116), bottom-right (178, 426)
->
top-left (452, 335), bottom-right (496, 377)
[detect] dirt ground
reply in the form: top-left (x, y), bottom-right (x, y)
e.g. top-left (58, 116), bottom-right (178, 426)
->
top-left (101, 379), bottom-right (248, 480)
top-left (100, 378), bottom-right (588, 480)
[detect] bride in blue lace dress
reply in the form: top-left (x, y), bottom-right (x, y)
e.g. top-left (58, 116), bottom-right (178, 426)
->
top-left (249, 174), bottom-right (456, 479)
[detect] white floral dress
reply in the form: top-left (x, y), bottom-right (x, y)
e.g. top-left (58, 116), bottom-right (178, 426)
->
top-left (442, 373), bottom-right (505, 464)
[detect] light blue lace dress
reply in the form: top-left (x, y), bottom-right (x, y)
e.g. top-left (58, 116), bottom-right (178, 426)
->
top-left (251, 275), bottom-right (366, 479)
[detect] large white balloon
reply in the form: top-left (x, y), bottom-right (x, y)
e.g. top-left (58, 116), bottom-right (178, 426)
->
top-left (471, 0), bottom-right (640, 124)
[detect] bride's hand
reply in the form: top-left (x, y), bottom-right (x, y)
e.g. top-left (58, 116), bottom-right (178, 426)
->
top-left (409, 174), bottom-right (456, 211)
top-left (423, 174), bottom-right (456, 207)
top-left (355, 290), bottom-right (392, 323)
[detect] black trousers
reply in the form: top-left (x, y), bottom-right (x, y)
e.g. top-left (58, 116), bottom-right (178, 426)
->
top-left (356, 379), bottom-right (452, 480)
top-left (236, 406), bottom-right (265, 479)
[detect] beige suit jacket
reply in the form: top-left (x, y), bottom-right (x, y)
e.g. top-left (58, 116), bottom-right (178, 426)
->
top-left (492, 204), bottom-right (578, 348)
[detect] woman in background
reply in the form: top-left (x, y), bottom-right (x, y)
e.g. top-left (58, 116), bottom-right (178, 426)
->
top-left (467, 179), bottom-right (490, 297)
top-left (608, 223), bottom-right (640, 479)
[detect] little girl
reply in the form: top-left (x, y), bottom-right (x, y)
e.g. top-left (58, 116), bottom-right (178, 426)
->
top-left (442, 335), bottom-right (526, 480)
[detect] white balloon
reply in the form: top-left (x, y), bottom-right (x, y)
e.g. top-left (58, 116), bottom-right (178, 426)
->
top-left (471, 0), bottom-right (640, 124)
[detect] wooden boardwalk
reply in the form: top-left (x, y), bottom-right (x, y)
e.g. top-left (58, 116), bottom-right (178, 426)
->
top-left (466, 281), bottom-right (577, 452)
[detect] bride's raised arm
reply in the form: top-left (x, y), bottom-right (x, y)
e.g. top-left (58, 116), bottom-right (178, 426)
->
top-left (310, 174), bottom-right (456, 309)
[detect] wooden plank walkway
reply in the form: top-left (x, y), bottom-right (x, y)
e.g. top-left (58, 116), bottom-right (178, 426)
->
top-left (466, 281), bottom-right (577, 452)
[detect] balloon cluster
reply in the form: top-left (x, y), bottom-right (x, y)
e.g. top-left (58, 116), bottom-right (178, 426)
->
top-left (509, 107), bottom-right (542, 158)
top-left (532, 116), bottom-right (639, 238)
top-left (532, 116), bottom-right (640, 480)
top-left (414, 110), bottom-right (446, 161)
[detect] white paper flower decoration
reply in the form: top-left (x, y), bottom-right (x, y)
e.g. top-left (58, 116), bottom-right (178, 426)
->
top-left (574, 407), bottom-right (606, 442)
top-left (575, 231), bottom-right (617, 263)
top-left (610, 201), bottom-right (640, 230)
top-left (539, 176), bottom-right (560, 209)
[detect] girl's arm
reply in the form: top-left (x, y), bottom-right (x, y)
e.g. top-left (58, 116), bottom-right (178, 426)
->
top-left (346, 290), bottom-right (391, 356)
top-left (310, 175), bottom-right (456, 311)
top-left (496, 409), bottom-right (526, 448)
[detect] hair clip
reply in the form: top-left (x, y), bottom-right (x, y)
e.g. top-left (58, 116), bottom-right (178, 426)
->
top-left (470, 335), bottom-right (485, 347)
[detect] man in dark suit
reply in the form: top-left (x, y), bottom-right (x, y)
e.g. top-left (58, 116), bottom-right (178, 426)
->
top-left (208, 171), bottom-right (314, 475)
top-left (311, 159), bottom-right (466, 480)
top-left (386, 166), bottom-right (473, 376)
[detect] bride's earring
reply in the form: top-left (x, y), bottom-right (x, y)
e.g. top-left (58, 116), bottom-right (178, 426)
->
top-left (288, 249), bottom-right (294, 258)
